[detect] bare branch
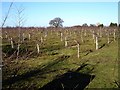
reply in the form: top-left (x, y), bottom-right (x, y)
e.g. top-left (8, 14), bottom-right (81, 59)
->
top-left (2, 2), bottom-right (14, 28)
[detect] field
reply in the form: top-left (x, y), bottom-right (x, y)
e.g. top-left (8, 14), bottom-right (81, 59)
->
top-left (1, 26), bottom-right (119, 89)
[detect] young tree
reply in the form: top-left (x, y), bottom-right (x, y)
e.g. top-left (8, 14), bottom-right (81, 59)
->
top-left (64, 36), bottom-right (68, 47)
top-left (95, 36), bottom-right (99, 50)
top-left (74, 40), bottom-right (80, 58)
top-left (14, 5), bottom-right (26, 42)
top-left (49, 17), bottom-right (64, 28)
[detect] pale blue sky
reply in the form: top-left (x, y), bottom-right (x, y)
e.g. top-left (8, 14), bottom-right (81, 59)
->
top-left (2, 2), bottom-right (118, 27)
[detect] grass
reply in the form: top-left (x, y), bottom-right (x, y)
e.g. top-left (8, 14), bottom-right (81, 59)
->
top-left (2, 27), bottom-right (119, 89)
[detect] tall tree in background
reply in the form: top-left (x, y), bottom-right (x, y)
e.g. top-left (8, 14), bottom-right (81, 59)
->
top-left (109, 22), bottom-right (117, 27)
top-left (82, 23), bottom-right (88, 27)
top-left (98, 24), bottom-right (104, 28)
top-left (49, 17), bottom-right (64, 28)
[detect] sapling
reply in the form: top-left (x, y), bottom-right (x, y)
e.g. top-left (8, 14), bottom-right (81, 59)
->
top-left (100, 27), bottom-right (102, 37)
top-left (84, 30), bottom-right (87, 36)
top-left (97, 29), bottom-right (100, 36)
top-left (74, 40), bottom-right (80, 58)
top-left (28, 33), bottom-right (31, 40)
top-left (70, 31), bottom-right (72, 36)
top-left (107, 32), bottom-right (110, 44)
top-left (0, 36), bottom-right (2, 39)
top-left (114, 29), bottom-right (116, 41)
top-left (95, 36), bottom-right (98, 50)
top-left (44, 31), bottom-right (47, 37)
top-left (81, 31), bottom-right (83, 43)
top-left (57, 31), bottom-right (59, 36)
top-left (17, 44), bottom-right (20, 57)
top-left (10, 38), bottom-right (14, 48)
top-left (5, 31), bottom-right (8, 39)
top-left (36, 43), bottom-right (40, 54)
top-left (105, 30), bottom-right (108, 36)
top-left (60, 32), bottom-right (63, 41)
top-left (41, 37), bottom-right (43, 43)
top-left (92, 30), bottom-right (95, 43)
top-left (74, 31), bottom-right (76, 35)
top-left (65, 36), bottom-right (68, 47)
top-left (15, 5), bottom-right (26, 43)
top-left (50, 30), bottom-right (52, 35)
top-left (77, 43), bottom-right (80, 58)
top-left (22, 33), bottom-right (25, 42)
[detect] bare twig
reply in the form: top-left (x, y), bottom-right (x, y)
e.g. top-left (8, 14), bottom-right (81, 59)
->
top-left (2, 2), bottom-right (14, 27)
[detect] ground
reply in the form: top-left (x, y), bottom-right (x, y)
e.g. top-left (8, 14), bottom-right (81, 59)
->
top-left (2, 27), bottom-right (119, 89)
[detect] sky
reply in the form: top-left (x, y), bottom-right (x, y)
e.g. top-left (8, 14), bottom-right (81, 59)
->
top-left (1, 2), bottom-right (118, 27)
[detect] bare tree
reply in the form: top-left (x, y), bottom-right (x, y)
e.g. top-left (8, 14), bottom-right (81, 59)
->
top-left (13, 5), bottom-right (26, 57)
top-left (14, 5), bottom-right (26, 42)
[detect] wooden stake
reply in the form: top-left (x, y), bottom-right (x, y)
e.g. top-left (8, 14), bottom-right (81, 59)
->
top-left (77, 43), bottom-right (80, 58)
top-left (96, 36), bottom-right (98, 50)
top-left (114, 29), bottom-right (116, 41)
top-left (17, 44), bottom-right (20, 57)
top-left (107, 33), bottom-right (110, 44)
top-left (36, 43), bottom-right (40, 54)
top-left (41, 37), bottom-right (43, 43)
top-left (10, 38), bottom-right (14, 48)
top-left (60, 32), bottom-right (63, 41)
top-left (65, 36), bottom-right (67, 47)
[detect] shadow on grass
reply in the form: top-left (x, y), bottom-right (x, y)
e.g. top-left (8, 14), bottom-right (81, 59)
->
top-left (2, 43), bottom-right (64, 60)
top-left (99, 42), bottom-right (113, 50)
top-left (40, 63), bottom-right (95, 90)
top-left (99, 43), bottom-right (106, 49)
top-left (3, 55), bottom-right (70, 87)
